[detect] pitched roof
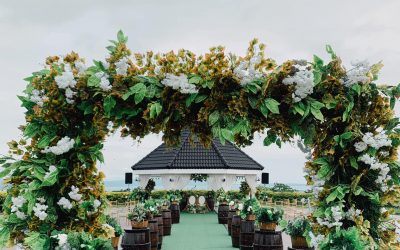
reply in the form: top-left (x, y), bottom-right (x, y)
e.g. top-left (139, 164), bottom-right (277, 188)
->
top-left (131, 130), bottom-right (264, 171)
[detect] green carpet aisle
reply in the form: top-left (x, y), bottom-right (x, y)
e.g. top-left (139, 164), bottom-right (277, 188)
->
top-left (162, 213), bottom-right (235, 250)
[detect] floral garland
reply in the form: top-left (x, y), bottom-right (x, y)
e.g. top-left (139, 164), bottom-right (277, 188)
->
top-left (0, 30), bottom-right (399, 249)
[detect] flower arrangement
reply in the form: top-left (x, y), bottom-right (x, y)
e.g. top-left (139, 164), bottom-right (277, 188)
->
top-left (167, 190), bottom-right (182, 204)
top-left (216, 188), bottom-right (229, 204)
top-left (257, 207), bottom-right (283, 231)
top-left (241, 198), bottom-right (260, 221)
top-left (105, 215), bottom-right (123, 237)
top-left (282, 217), bottom-right (311, 248)
top-left (239, 181), bottom-right (251, 197)
top-left (128, 203), bottom-right (148, 228)
top-left (0, 30), bottom-right (399, 248)
top-left (190, 174), bottom-right (209, 182)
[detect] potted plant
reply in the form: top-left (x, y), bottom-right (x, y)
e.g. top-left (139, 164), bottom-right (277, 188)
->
top-left (144, 199), bottom-right (158, 219)
top-left (239, 181), bottom-right (251, 197)
top-left (281, 217), bottom-right (311, 248)
top-left (216, 189), bottom-right (229, 205)
top-left (241, 198), bottom-right (260, 221)
top-left (128, 203), bottom-right (148, 228)
top-left (257, 207), bottom-right (283, 231)
top-left (106, 215), bottom-right (123, 249)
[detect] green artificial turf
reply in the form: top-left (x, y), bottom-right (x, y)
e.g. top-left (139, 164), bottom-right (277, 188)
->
top-left (162, 212), bottom-right (235, 250)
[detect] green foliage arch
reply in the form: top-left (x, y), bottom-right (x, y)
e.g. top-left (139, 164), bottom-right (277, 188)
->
top-left (1, 30), bottom-right (400, 249)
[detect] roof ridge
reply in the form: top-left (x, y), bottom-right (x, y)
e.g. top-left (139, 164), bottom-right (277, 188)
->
top-left (167, 131), bottom-right (190, 168)
top-left (211, 139), bottom-right (229, 169)
top-left (225, 140), bottom-right (264, 170)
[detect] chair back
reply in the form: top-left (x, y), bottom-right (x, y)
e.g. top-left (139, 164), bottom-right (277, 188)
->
top-left (188, 195), bottom-right (196, 205)
top-left (198, 196), bottom-right (206, 206)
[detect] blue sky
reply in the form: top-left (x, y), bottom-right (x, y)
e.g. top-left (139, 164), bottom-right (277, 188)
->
top-left (1, 0), bottom-right (399, 183)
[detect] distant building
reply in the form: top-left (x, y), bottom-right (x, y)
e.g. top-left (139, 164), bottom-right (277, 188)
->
top-left (131, 130), bottom-right (264, 192)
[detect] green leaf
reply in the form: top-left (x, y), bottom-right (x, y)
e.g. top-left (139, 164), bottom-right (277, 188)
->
top-left (149, 102), bottom-right (162, 119)
top-left (195, 95), bottom-right (207, 103)
top-left (41, 170), bottom-right (58, 187)
top-left (260, 103), bottom-right (269, 118)
top-left (186, 93), bottom-right (198, 107)
top-left (351, 84), bottom-right (361, 95)
top-left (341, 131), bottom-right (353, 140)
top-left (188, 75), bottom-right (202, 84)
top-left (0, 163), bottom-right (16, 178)
top-left (248, 97), bottom-right (258, 109)
top-left (134, 91), bottom-right (145, 104)
top-left (209, 111), bottom-right (220, 126)
top-left (263, 133), bottom-right (277, 146)
top-left (24, 232), bottom-right (49, 250)
top-left (87, 74), bottom-right (101, 87)
top-left (0, 227), bottom-right (10, 248)
top-left (131, 82), bottom-right (146, 94)
top-left (37, 135), bottom-right (55, 149)
top-left (103, 96), bottom-right (116, 116)
top-left (326, 189), bottom-right (338, 203)
top-left (117, 30), bottom-right (128, 43)
top-left (311, 107), bottom-right (324, 121)
top-left (293, 103), bottom-right (305, 116)
top-left (221, 129), bottom-right (234, 142)
top-left (350, 157), bottom-right (358, 169)
top-left (264, 98), bottom-right (280, 114)
top-left (326, 45), bottom-right (336, 59)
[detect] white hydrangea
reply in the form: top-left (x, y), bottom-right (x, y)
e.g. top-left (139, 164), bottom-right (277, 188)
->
top-left (317, 205), bottom-right (343, 228)
top-left (311, 174), bottom-right (325, 198)
top-left (44, 165), bottom-right (57, 179)
top-left (229, 200), bottom-right (235, 207)
top-left (75, 61), bottom-right (87, 75)
top-left (309, 232), bottom-right (324, 248)
top-left (55, 67), bottom-right (77, 89)
top-left (115, 57), bottom-right (129, 76)
top-left (64, 88), bottom-right (76, 104)
top-left (68, 186), bottom-right (82, 201)
top-left (238, 203), bottom-right (244, 211)
top-left (247, 206), bottom-right (253, 212)
top-left (282, 66), bottom-right (314, 102)
top-left (345, 207), bottom-right (362, 221)
top-left (233, 44), bottom-right (263, 86)
top-left (93, 199), bottom-right (101, 209)
top-left (16, 211), bottom-right (27, 220)
top-left (359, 154), bottom-right (391, 191)
top-left (95, 72), bottom-right (112, 91)
top-left (57, 197), bottom-right (73, 210)
top-left (161, 73), bottom-right (198, 94)
top-left (41, 136), bottom-right (75, 155)
top-left (343, 60), bottom-right (371, 87)
top-left (30, 89), bottom-right (47, 107)
top-left (355, 132), bottom-right (392, 152)
top-left (11, 196), bottom-right (26, 213)
top-left (33, 199), bottom-right (48, 221)
top-left (52, 233), bottom-right (70, 250)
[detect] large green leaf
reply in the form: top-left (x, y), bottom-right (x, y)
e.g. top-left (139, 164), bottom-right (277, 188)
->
top-left (221, 129), bottom-right (234, 142)
top-left (149, 102), bottom-right (162, 119)
top-left (209, 111), bottom-right (220, 126)
top-left (41, 170), bottom-right (59, 187)
top-left (103, 96), bottom-right (116, 116)
top-left (264, 98), bottom-right (280, 114)
top-left (0, 227), bottom-right (10, 248)
top-left (24, 232), bottom-right (49, 250)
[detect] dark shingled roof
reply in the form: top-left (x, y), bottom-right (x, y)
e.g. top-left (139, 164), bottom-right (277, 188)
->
top-left (131, 130), bottom-right (264, 171)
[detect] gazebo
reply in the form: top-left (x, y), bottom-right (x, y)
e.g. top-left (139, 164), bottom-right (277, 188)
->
top-left (131, 130), bottom-right (264, 193)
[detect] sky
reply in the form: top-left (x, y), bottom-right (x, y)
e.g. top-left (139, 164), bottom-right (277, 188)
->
top-left (0, 0), bottom-right (400, 184)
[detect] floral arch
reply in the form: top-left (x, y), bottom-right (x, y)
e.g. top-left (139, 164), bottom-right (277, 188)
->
top-left (1, 31), bottom-right (400, 248)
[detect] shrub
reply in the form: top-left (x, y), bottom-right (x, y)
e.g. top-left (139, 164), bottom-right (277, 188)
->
top-left (129, 187), bottom-right (148, 202)
top-left (105, 215), bottom-right (124, 237)
top-left (319, 227), bottom-right (366, 250)
top-left (241, 198), bottom-right (260, 218)
top-left (239, 181), bottom-right (251, 196)
top-left (270, 183), bottom-right (295, 192)
top-left (283, 217), bottom-right (310, 237)
top-left (257, 207), bottom-right (283, 223)
top-left (256, 187), bottom-right (312, 202)
top-left (128, 203), bottom-right (147, 222)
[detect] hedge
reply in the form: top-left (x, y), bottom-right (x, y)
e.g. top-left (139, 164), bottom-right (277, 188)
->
top-left (256, 187), bottom-right (313, 201)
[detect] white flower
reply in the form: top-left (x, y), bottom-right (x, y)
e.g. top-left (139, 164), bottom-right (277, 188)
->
top-left (93, 199), bottom-right (101, 209)
top-left (229, 201), bottom-right (235, 207)
top-left (357, 132), bottom-right (392, 150)
top-left (354, 141), bottom-right (367, 152)
top-left (42, 136), bottom-right (75, 155)
top-left (11, 196), bottom-right (26, 212)
top-left (161, 73), bottom-right (198, 94)
top-left (64, 87), bottom-right (76, 104)
top-left (75, 61), bottom-right (87, 75)
top-left (30, 89), bottom-right (47, 107)
top-left (33, 202), bottom-right (48, 220)
top-left (37, 197), bottom-right (46, 203)
top-left (309, 232), bottom-right (324, 247)
top-left (247, 206), bottom-right (253, 212)
top-left (343, 60), bottom-right (370, 87)
top-left (68, 186), bottom-right (82, 201)
top-left (57, 197), bottom-right (73, 210)
top-left (238, 204), bottom-right (244, 211)
top-left (95, 72), bottom-right (112, 91)
top-left (102, 60), bottom-right (110, 69)
top-left (44, 165), bottom-right (57, 179)
top-left (115, 57), bottom-right (129, 76)
top-left (55, 70), bottom-right (76, 89)
top-left (16, 211), bottom-right (26, 220)
top-left (233, 46), bottom-right (264, 86)
top-left (282, 66), bottom-right (314, 102)
top-left (52, 233), bottom-right (69, 249)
